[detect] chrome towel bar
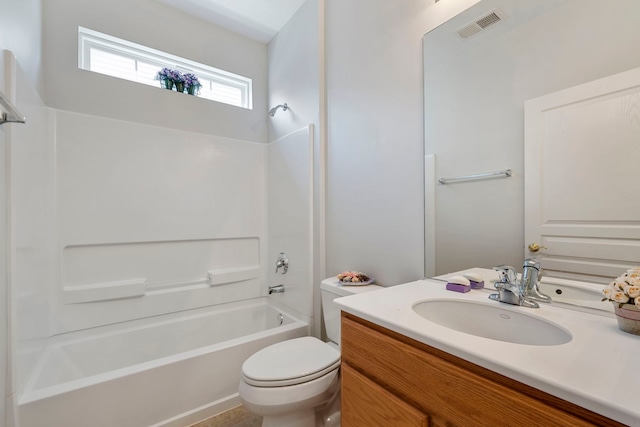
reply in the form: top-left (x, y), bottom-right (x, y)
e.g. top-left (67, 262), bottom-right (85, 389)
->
top-left (0, 89), bottom-right (26, 125)
top-left (438, 168), bottom-right (511, 185)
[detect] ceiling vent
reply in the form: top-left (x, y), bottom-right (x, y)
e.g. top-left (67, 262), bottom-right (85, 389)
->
top-left (457, 9), bottom-right (506, 39)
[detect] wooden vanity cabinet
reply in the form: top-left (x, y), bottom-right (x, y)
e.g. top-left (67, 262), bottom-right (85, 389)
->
top-left (341, 312), bottom-right (624, 427)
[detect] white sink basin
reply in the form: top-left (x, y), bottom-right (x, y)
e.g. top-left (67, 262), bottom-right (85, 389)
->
top-left (413, 299), bottom-right (572, 346)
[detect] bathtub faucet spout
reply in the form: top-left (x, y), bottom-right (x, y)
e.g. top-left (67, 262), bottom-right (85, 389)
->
top-left (268, 284), bottom-right (285, 294)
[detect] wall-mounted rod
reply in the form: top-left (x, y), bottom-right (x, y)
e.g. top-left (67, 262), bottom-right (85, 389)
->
top-left (0, 89), bottom-right (26, 125)
top-left (438, 168), bottom-right (511, 185)
top-left (268, 103), bottom-right (288, 117)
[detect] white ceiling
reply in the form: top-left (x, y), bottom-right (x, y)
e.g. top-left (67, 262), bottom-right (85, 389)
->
top-left (155, 0), bottom-right (307, 43)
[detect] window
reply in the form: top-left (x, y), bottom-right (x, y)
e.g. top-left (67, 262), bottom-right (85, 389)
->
top-left (78, 27), bottom-right (253, 109)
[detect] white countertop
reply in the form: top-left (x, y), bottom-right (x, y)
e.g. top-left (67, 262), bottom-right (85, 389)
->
top-left (335, 273), bottom-right (639, 426)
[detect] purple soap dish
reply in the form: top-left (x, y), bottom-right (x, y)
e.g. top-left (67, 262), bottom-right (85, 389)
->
top-left (469, 280), bottom-right (484, 289)
top-left (463, 273), bottom-right (485, 290)
top-left (446, 282), bottom-right (471, 293)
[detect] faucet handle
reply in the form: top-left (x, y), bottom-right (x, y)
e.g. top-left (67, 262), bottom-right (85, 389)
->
top-left (493, 265), bottom-right (517, 284)
top-left (522, 259), bottom-right (551, 303)
top-left (275, 252), bottom-right (289, 274)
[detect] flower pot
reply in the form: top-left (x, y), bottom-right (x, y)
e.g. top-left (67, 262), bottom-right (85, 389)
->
top-left (187, 86), bottom-right (197, 95)
top-left (175, 82), bottom-right (185, 93)
top-left (613, 303), bottom-right (640, 335)
top-left (163, 79), bottom-right (174, 90)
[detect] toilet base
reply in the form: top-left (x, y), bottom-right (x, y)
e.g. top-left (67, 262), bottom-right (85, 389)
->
top-left (262, 409), bottom-right (316, 427)
top-left (240, 369), bottom-right (340, 427)
top-left (260, 388), bottom-right (341, 427)
top-left (318, 386), bottom-right (341, 427)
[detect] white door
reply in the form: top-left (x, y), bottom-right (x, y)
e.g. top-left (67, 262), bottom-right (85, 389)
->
top-left (524, 67), bottom-right (640, 284)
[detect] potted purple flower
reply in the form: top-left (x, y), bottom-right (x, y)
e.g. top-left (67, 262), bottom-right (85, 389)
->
top-left (155, 67), bottom-right (175, 90)
top-left (183, 73), bottom-right (202, 96)
top-left (172, 70), bottom-right (186, 93)
top-left (155, 68), bottom-right (186, 92)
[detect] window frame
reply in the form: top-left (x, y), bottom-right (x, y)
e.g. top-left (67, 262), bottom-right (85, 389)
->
top-left (78, 26), bottom-right (253, 110)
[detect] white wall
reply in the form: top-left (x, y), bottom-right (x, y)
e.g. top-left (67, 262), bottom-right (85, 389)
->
top-left (425, 0), bottom-right (640, 274)
top-left (0, 0), bottom-right (43, 96)
top-left (268, 0), bottom-right (319, 143)
top-left (325, 0), bottom-right (429, 286)
top-left (43, 0), bottom-right (268, 142)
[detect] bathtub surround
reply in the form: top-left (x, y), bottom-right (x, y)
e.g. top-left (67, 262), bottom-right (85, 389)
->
top-left (267, 126), bottom-right (315, 319)
top-left (1, 51), bottom-right (54, 427)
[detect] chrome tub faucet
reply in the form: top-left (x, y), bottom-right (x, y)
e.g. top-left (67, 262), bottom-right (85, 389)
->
top-left (268, 284), bottom-right (285, 294)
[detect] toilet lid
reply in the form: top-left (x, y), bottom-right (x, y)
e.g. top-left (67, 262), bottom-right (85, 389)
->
top-left (242, 337), bottom-right (340, 386)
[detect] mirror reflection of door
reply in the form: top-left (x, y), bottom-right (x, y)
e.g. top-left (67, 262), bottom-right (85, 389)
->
top-left (423, 0), bottom-right (640, 280)
top-left (524, 68), bottom-right (640, 284)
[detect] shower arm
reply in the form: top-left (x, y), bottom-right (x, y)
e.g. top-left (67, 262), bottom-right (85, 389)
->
top-left (268, 103), bottom-right (288, 117)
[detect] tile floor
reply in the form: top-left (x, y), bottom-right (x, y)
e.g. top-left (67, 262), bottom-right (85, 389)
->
top-left (190, 405), bottom-right (262, 427)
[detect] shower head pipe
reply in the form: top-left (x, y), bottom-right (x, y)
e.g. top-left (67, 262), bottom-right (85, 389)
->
top-left (268, 103), bottom-right (288, 117)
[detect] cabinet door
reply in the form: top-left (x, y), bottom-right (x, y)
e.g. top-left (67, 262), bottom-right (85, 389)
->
top-left (342, 363), bottom-right (429, 427)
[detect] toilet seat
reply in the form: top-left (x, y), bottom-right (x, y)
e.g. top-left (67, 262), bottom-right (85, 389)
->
top-left (242, 337), bottom-right (340, 387)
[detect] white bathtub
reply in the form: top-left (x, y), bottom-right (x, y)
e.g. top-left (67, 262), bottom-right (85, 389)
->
top-left (17, 298), bottom-right (308, 427)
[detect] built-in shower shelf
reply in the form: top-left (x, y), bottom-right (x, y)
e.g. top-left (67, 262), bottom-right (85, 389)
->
top-left (63, 278), bottom-right (147, 304)
top-left (207, 266), bottom-right (260, 287)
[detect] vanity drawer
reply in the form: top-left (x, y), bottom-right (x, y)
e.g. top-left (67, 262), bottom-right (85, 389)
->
top-left (341, 313), bottom-right (619, 427)
top-left (342, 363), bottom-right (429, 427)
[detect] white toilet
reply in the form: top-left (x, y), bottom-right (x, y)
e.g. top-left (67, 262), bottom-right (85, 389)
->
top-left (238, 277), bottom-right (382, 427)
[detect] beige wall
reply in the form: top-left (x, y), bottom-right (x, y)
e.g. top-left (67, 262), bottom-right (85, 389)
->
top-left (325, 0), bottom-right (430, 286)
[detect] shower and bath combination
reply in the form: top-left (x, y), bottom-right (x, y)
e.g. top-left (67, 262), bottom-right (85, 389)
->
top-left (268, 103), bottom-right (288, 117)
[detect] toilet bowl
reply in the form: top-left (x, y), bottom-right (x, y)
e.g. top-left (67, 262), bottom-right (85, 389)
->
top-left (238, 278), bottom-right (382, 427)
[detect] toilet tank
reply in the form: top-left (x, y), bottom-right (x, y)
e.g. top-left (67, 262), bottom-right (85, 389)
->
top-left (320, 278), bottom-right (382, 345)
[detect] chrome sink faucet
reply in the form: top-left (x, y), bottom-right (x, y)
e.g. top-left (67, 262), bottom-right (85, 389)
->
top-left (489, 259), bottom-right (551, 308)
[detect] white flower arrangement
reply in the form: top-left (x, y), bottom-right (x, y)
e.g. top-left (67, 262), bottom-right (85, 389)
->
top-left (602, 267), bottom-right (640, 307)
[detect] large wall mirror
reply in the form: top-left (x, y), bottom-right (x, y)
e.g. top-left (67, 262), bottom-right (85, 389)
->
top-left (424, 0), bottom-right (640, 283)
